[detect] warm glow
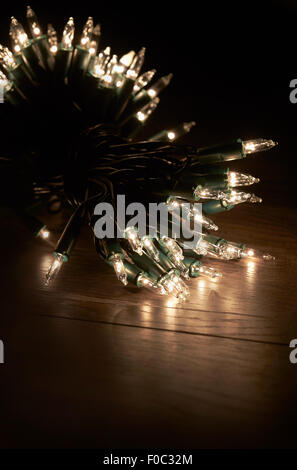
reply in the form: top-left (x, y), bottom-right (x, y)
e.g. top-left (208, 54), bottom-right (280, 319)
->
top-left (147, 88), bottom-right (156, 98)
top-left (137, 111), bottom-right (145, 121)
top-left (41, 230), bottom-right (49, 239)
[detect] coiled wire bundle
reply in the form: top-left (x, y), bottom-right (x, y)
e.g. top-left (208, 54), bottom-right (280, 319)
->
top-left (0, 7), bottom-right (277, 301)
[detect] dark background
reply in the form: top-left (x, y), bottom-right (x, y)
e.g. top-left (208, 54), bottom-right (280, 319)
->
top-left (1, 0), bottom-right (296, 199)
top-left (1, 0), bottom-right (297, 450)
top-left (0, 0), bottom-right (295, 144)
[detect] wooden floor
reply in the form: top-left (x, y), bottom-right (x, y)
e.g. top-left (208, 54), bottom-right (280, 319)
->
top-left (1, 154), bottom-right (297, 448)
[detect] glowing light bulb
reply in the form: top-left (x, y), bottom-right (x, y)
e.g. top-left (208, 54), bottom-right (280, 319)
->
top-left (149, 121), bottom-right (196, 142)
top-left (193, 186), bottom-right (262, 205)
top-left (101, 54), bottom-right (120, 85)
top-left (39, 227), bottom-right (50, 240)
top-left (188, 261), bottom-right (202, 277)
top-left (136, 97), bottom-right (159, 122)
top-left (88, 23), bottom-right (101, 55)
top-left (125, 227), bottom-right (143, 255)
top-left (198, 265), bottom-right (222, 279)
top-left (147, 73), bottom-right (173, 98)
top-left (160, 236), bottom-right (183, 259)
top-left (137, 273), bottom-right (159, 292)
top-left (0, 70), bottom-right (12, 92)
top-left (142, 236), bottom-right (160, 262)
top-left (119, 50), bottom-right (135, 69)
top-left (193, 186), bottom-right (226, 200)
top-left (0, 44), bottom-right (18, 70)
top-left (9, 16), bottom-right (29, 53)
top-left (218, 242), bottom-right (243, 260)
top-left (228, 171), bottom-right (260, 187)
top-left (45, 253), bottom-right (65, 285)
top-left (80, 16), bottom-right (93, 49)
top-left (61, 17), bottom-right (75, 50)
top-left (110, 54), bottom-right (120, 73)
top-left (26, 6), bottom-right (42, 38)
top-left (195, 238), bottom-right (216, 256)
top-left (223, 190), bottom-right (262, 205)
top-left (243, 138), bottom-right (277, 154)
top-left (167, 121), bottom-right (196, 141)
top-left (241, 247), bottom-right (275, 261)
top-left (126, 47), bottom-right (145, 78)
top-left (192, 210), bottom-right (218, 231)
top-left (91, 47), bottom-right (110, 77)
top-left (111, 254), bottom-right (128, 285)
top-left (158, 270), bottom-right (187, 300)
top-left (133, 69), bottom-right (156, 93)
top-left (169, 253), bottom-right (190, 279)
top-left (166, 197), bottom-right (218, 231)
top-left (171, 272), bottom-right (190, 300)
top-left (47, 24), bottom-right (58, 54)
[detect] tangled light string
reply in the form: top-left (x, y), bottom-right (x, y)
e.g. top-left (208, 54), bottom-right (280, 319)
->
top-left (0, 7), bottom-right (276, 302)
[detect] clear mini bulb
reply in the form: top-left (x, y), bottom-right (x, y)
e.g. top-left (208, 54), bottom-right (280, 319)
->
top-left (241, 247), bottom-right (275, 261)
top-left (120, 50), bottom-right (135, 66)
top-left (228, 171), bottom-right (260, 187)
top-left (91, 47), bottom-right (110, 77)
top-left (26, 6), bottom-right (42, 38)
top-left (80, 16), bottom-right (93, 49)
top-left (195, 238), bottom-right (216, 256)
top-left (126, 47), bottom-right (146, 79)
top-left (61, 17), bottom-right (75, 50)
top-left (192, 208), bottom-right (218, 231)
top-left (0, 45), bottom-right (18, 70)
top-left (159, 275), bottom-right (179, 297)
top-left (223, 190), bottom-right (262, 205)
top-left (193, 187), bottom-right (226, 200)
top-left (166, 197), bottom-right (218, 231)
top-left (170, 271), bottom-right (190, 300)
top-left (136, 97), bottom-right (159, 122)
top-left (109, 54), bottom-right (122, 74)
top-left (243, 138), bottom-right (277, 154)
top-left (160, 236), bottom-right (183, 259)
top-left (47, 24), bottom-right (58, 54)
top-left (218, 242), bottom-right (243, 260)
top-left (133, 69), bottom-right (156, 93)
top-left (88, 23), bottom-right (101, 55)
top-left (158, 270), bottom-right (188, 301)
top-left (147, 73), bottom-right (173, 98)
top-left (197, 265), bottom-right (222, 279)
top-left (193, 187), bottom-right (262, 205)
top-left (10, 16), bottom-right (29, 53)
top-left (125, 227), bottom-right (143, 255)
top-left (45, 253), bottom-right (65, 285)
top-left (169, 253), bottom-right (190, 279)
top-left (167, 121), bottom-right (196, 141)
top-left (0, 70), bottom-right (12, 92)
top-left (111, 254), bottom-right (128, 285)
top-left (38, 227), bottom-right (50, 240)
top-left (102, 55), bottom-right (120, 86)
top-left (142, 236), bottom-right (160, 262)
top-left (137, 273), bottom-right (159, 291)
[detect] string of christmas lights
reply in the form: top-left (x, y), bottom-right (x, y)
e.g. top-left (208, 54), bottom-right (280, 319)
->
top-left (0, 7), bottom-right (277, 302)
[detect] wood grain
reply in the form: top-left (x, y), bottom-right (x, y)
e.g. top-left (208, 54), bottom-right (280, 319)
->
top-left (0, 156), bottom-right (297, 448)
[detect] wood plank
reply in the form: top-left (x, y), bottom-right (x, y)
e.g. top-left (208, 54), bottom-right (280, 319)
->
top-left (0, 313), bottom-right (296, 448)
